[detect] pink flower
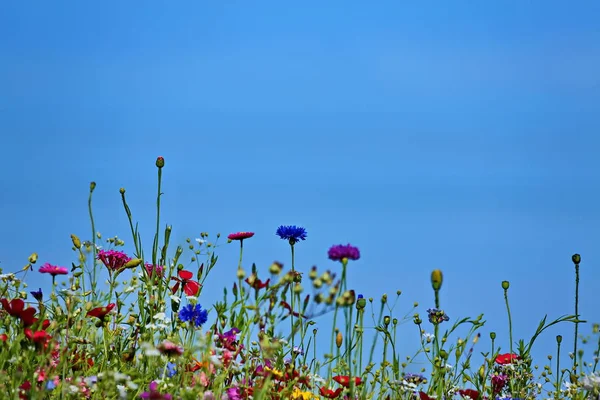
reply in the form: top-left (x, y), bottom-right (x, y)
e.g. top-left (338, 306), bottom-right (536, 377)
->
top-left (38, 263), bottom-right (68, 276)
top-left (97, 250), bottom-right (131, 272)
top-left (227, 232), bottom-right (254, 241)
top-left (145, 263), bottom-right (164, 278)
top-left (157, 340), bottom-right (184, 357)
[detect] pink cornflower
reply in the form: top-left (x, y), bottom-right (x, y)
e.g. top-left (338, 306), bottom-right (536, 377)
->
top-left (227, 232), bottom-right (254, 241)
top-left (97, 250), bottom-right (131, 272)
top-left (157, 340), bottom-right (184, 357)
top-left (38, 263), bottom-right (68, 276)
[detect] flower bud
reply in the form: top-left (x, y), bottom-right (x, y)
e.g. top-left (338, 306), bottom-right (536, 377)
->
top-left (125, 258), bottom-right (142, 268)
top-left (356, 294), bottom-right (366, 310)
top-left (478, 365), bottom-right (486, 381)
top-left (269, 262), bottom-right (283, 275)
top-left (336, 331), bottom-right (343, 348)
top-left (490, 332), bottom-right (496, 340)
top-left (556, 335), bottom-right (563, 344)
top-left (572, 254), bottom-right (581, 265)
top-left (237, 268), bottom-right (246, 279)
top-left (383, 315), bottom-right (391, 328)
top-left (431, 269), bottom-right (443, 291)
top-left (71, 234), bottom-right (81, 249)
top-left (28, 253), bottom-right (38, 264)
top-left (156, 156), bottom-right (165, 168)
top-left (90, 182), bottom-right (96, 192)
top-left (501, 281), bottom-right (510, 290)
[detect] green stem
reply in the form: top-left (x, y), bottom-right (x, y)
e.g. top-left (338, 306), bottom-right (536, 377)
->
top-left (573, 263), bottom-right (580, 372)
top-left (88, 182), bottom-right (97, 300)
top-left (504, 288), bottom-right (513, 356)
top-left (555, 338), bottom-right (561, 398)
top-left (152, 167), bottom-right (162, 267)
top-left (290, 243), bottom-right (295, 361)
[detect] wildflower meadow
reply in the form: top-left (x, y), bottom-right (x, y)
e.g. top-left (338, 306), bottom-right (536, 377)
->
top-left (1, 156), bottom-right (599, 400)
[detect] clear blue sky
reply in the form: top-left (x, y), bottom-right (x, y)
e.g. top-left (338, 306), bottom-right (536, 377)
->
top-left (1, 1), bottom-right (599, 380)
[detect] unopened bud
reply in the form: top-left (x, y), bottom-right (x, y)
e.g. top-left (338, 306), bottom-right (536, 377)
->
top-left (90, 182), bottom-right (96, 192)
top-left (28, 253), bottom-right (38, 264)
top-left (431, 269), bottom-right (443, 291)
top-left (501, 281), bottom-right (510, 290)
top-left (71, 234), bottom-right (81, 249)
top-left (336, 331), bottom-right (343, 348)
top-left (156, 156), bottom-right (165, 168)
top-left (556, 335), bottom-right (562, 344)
top-left (125, 259), bottom-right (142, 268)
top-left (572, 254), bottom-right (581, 265)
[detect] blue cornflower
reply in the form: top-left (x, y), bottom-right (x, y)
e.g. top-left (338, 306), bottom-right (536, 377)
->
top-left (276, 225), bottom-right (307, 244)
top-left (30, 288), bottom-right (43, 302)
top-left (178, 304), bottom-right (208, 327)
top-left (166, 362), bottom-right (177, 378)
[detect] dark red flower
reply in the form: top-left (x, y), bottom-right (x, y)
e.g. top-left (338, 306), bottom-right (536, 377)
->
top-left (458, 389), bottom-right (481, 399)
top-left (0, 334), bottom-right (7, 342)
top-left (171, 270), bottom-right (201, 296)
top-left (24, 328), bottom-right (52, 346)
top-left (319, 387), bottom-right (343, 399)
top-left (1, 298), bottom-right (37, 326)
top-left (418, 393), bottom-right (434, 400)
top-left (87, 303), bottom-right (116, 320)
top-left (228, 232), bottom-right (255, 241)
top-left (280, 301), bottom-right (307, 319)
top-left (332, 375), bottom-right (362, 388)
top-left (245, 275), bottom-right (270, 290)
top-left (19, 381), bottom-right (31, 400)
top-left (495, 353), bottom-right (520, 365)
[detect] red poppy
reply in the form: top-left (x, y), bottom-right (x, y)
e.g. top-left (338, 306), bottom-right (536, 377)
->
top-left (86, 303), bottom-right (116, 320)
top-left (0, 334), bottom-right (7, 342)
top-left (332, 375), bottom-right (362, 387)
top-left (1, 298), bottom-right (37, 326)
top-left (459, 389), bottom-right (481, 399)
top-left (495, 353), bottom-right (520, 365)
top-left (319, 387), bottom-right (343, 399)
top-left (171, 270), bottom-right (201, 296)
top-left (29, 318), bottom-right (51, 330)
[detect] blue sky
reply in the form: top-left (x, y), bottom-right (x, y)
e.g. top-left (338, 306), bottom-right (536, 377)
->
top-left (1, 0), bottom-right (599, 380)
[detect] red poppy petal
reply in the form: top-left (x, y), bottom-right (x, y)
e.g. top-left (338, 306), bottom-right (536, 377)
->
top-left (171, 282), bottom-right (181, 294)
top-left (183, 280), bottom-right (201, 296)
top-left (178, 270), bottom-right (193, 280)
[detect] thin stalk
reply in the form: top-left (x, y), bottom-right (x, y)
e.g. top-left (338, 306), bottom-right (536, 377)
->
top-left (88, 182), bottom-right (97, 299)
top-left (573, 263), bottom-right (580, 372)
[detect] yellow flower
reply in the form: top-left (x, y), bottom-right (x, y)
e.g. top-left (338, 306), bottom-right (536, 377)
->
top-left (291, 387), bottom-right (318, 400)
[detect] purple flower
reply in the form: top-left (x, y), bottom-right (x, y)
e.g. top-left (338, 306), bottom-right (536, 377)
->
top-left (328, 244), bottom-right (360, 262)
top-left (276, 225), bottom-right (307, 244)
top-left (30, 288), bottom-right (43, 302)
top-left (427, 308), bottom-right (449, 325)
top-left (140, 381), bottom-right (172, 400)
top-left (226, 387), bottom-right (242, 400)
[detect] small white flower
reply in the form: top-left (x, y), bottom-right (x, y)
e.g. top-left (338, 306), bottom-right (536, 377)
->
top-left (154, 312), bottom-right (167, 321)
top-left (195, 238), bottom-right (206, 245)
top-left (0, 273), bottom-right (15, 280)
top-left (124, 285), bottom-right (137, 294)
top-left (423, 332), bottom-right (435, 341)
top-left (170, 295), bottom-right (181, 304)
top-left (209, 355), bottom-right (223, 367)
top-left (141, 342), bottom-right (160, 357)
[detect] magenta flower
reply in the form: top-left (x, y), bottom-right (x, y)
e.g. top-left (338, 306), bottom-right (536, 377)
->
top-left (97, 250), bottom-right (131, 272)
top-left (38, 263), bottom-right (68, 276)
top-left (140, 381), bottom-right (172, 400)
top-left (226, 387), bottom-right (242, 400)
top-left (328, 244), bottom-right (360, 262)
top-left (144, 263), bottom-right (164, 278)
top-left (227, 232), bottom-right (255, 241)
